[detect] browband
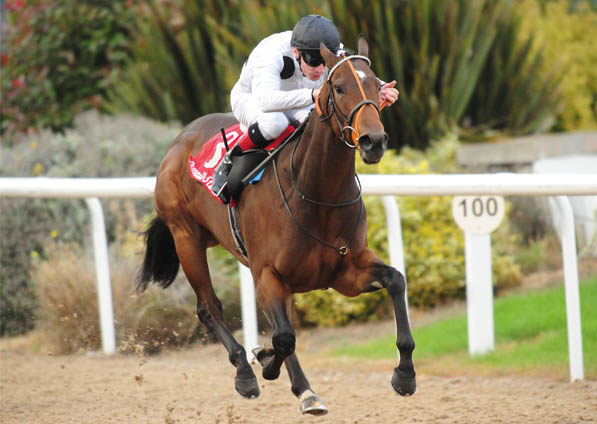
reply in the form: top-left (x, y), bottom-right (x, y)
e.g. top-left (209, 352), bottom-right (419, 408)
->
top-left (327, 55), bottom-right (371, 82)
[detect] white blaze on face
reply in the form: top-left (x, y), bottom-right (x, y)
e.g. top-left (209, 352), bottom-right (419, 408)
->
top-left (355, 70), bottom-right (367, 82)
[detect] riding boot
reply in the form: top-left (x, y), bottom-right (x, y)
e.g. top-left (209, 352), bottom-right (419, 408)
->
top-left (211, 123), bottom-right (269, 203)
top-left (211, 147), bottom-right (237, 203)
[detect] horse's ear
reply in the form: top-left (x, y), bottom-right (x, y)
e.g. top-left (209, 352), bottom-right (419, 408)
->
top-left (357, 34), bottom-right (369, 58)
top-left (320, 42), bottom-right (340, 69)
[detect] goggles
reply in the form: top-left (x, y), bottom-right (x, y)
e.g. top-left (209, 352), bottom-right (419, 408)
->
top-left (300, 50), bottom-right (325, 67)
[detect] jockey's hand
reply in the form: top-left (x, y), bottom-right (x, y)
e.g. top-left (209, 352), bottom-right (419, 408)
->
top-left (312, 87), bottom-right (322, 102)
top-left (379, 80), bottom-right (399, 107)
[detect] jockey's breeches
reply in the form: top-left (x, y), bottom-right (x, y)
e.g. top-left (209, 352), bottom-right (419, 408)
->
top-left (231, 90), bottom-right (313, 140)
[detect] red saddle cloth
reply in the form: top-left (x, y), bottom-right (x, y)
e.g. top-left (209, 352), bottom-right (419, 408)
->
top-left (188, 123), bottom-right (294, 203)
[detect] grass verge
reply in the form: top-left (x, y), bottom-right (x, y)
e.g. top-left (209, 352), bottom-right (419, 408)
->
top-left (333, 276), bottom-right (597, 380)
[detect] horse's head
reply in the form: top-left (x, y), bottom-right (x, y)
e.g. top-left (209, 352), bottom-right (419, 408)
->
top-left (318, 37), bottom-right (388, 164)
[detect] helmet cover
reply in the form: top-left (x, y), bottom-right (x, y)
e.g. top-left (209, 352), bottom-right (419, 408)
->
top-left (291, 15), bottom-right (340, 52)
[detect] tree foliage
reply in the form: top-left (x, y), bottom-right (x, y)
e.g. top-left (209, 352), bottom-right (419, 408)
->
top-left (0, 0), bottom-right (136, 144)
top-left (109, 0), bottom-right (562, 149)
top-left (517, 0), bottom-right (597, 131)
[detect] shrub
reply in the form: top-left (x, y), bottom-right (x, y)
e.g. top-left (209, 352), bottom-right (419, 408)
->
top-left (107, 0), bottom-right (323, 124)
top-left (0, 0), bottom-right (137, 143)
top-left (31, 233), bottom-right (247, 355)
top-left (0, 111), bottom-right (180, 336)
top-left (31, 242), bottom-right (197, 354)
top-left (352, 0), bottom-right (561, 146)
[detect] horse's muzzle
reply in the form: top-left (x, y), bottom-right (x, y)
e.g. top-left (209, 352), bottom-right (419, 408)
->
top-left (359, 132), bottom-right (388, 164)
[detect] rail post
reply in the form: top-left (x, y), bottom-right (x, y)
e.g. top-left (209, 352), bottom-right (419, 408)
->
top-left (85, 198), bottom-right (116, 355)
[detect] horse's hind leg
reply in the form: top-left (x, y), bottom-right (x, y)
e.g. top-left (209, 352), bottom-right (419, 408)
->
top-left (284, 353), bottom-right (328, 415)
top-left (171, 226), bottom-right (259, 399)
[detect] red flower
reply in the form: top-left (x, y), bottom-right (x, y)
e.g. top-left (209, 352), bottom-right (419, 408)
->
top-left (12, 76), bottom-right (25, 88)
top-left (5, 0), bottom-right (26, 11)
top-left (1, 53), bottom-right (8, 67)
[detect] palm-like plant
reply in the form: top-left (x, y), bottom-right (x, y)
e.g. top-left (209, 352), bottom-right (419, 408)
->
top-left (338, 0), bottom-right (560, 148)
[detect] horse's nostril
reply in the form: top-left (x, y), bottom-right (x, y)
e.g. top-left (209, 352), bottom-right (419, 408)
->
top-left (359, 135), bottom-right (373, 151)
top-left (359, 133), bottom-right (386, 151)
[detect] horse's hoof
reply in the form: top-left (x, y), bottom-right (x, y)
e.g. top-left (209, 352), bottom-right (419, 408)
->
top-left (391, 367), bottom-right (416, 396)
top-left (252, 346), bottom-right (274, 363)
top-left (300, 390), bottom-right (328, 416)
top-left (235, 376), bottom-right (260, 399)
top-left (262, 366), bottom-right (280, 381)
top-left (252, 346), bottom-right (280, 380)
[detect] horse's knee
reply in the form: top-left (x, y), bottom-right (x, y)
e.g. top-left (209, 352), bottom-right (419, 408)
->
top-left (384, 267), bottom-right (406, 297)
top-left (273, 332), bottom-right (296, 357)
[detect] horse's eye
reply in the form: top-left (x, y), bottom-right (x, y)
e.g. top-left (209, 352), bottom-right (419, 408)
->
top-left (333, 84), bottom-right (344, 95)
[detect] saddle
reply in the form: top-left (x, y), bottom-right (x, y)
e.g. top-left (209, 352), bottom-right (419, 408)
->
top-left (189, 120), bottom-right (307, 258)
top-left (189, 123), bottom-right (297, 205)
top-left (226, 149), bottom-right (269, 201)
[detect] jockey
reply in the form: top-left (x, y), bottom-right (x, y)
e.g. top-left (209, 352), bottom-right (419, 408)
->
top-left (211, 14), bottom-right (399, 201)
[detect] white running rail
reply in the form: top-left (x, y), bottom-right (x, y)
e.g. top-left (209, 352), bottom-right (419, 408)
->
top-left (1, 173), bottom-right (596, 381)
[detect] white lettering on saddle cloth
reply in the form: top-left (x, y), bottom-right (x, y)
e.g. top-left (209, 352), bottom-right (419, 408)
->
top-left (203, 131), bottom-right (240, 169)
top-left (188, 129), bottom-right (241, 192)
top-left (189, 159), bottom-right (212, 188)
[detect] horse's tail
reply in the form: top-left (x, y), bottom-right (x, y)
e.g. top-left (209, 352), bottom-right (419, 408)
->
top-left (136, 215), bottom-right (180, 292)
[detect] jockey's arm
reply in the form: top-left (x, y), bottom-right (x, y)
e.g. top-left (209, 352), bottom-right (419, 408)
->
top-left (251, 54), bottom-right (314, 113)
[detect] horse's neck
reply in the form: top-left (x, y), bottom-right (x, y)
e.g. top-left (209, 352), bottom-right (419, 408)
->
top-left (291, 119), bottom-right (357, 200)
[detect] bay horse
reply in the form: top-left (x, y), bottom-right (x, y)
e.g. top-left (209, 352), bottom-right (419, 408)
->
top-left (137, 37), bottom-right (416, 415)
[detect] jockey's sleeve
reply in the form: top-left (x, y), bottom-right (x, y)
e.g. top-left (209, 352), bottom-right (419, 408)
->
top-left (251, 54), bottom-right (313, 113)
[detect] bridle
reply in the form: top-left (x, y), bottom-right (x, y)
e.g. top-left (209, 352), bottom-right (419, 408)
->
top-left (315, 54), bottom-right (381, 149)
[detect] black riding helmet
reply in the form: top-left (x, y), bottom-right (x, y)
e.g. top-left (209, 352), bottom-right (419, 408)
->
top-left (291, 14), bottom-right (340, 59)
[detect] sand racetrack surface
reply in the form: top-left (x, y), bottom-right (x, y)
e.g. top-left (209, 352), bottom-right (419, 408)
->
top-left (2, 326), bottom-right (596, 424)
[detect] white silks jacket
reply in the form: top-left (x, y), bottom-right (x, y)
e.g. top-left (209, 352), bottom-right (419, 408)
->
top-left (230, 31), bottom-right (337, 139)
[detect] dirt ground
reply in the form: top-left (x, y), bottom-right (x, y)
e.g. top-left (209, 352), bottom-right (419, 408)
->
top-left (2, 327), bottom-right (596, 424)
top-left (2, 262), bottom-right (597, 424)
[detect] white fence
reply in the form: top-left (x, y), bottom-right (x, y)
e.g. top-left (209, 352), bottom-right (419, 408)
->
top-left (2, 173), bottom-right (597, 382)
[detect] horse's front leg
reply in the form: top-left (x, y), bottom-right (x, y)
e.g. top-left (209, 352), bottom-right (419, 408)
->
top-left (338, 249), bottom-right (416, 396)
top-left (378, 263), bottom-right (417, 396)
top-left (253, 266), bottom-right (295, 381)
